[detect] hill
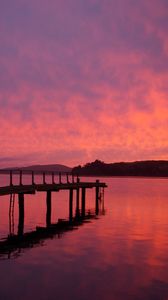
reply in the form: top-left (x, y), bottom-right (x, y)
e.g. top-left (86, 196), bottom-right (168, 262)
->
top-left (1, 164), bottom-right (72, 173)
top-left (72, 160), bottom-right (168, 177)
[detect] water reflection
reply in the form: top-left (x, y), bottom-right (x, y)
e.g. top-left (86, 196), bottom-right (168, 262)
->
top-left (0, 178), bottom-right (168, 300)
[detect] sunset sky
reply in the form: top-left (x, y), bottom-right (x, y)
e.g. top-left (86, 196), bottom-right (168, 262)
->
top-left (0, 0), bottom-right (168, 167)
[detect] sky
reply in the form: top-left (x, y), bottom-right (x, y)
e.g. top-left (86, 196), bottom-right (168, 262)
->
top-left (0, 0), bottom-right (168, 167)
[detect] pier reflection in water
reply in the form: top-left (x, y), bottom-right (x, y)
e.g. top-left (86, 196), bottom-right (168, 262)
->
top-left (0, 184), bottom-right (105, 260)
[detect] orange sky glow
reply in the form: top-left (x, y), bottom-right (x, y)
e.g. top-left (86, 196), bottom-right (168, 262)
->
top-left (0, 0), bottom-right (168, 167)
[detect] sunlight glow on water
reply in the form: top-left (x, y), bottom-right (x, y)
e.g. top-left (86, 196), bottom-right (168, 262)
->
top-left (0, 177), bottom-right (168, 300)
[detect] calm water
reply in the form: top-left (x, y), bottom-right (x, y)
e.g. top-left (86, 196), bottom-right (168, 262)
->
top-left (0, 177), bottom-right (168, 300)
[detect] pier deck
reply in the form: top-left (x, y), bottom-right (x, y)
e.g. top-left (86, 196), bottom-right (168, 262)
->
top-left (0, 181), bottom-right (107, 196)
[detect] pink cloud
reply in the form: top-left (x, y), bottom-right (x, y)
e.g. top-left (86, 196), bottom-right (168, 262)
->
top-left (0, 0), bottom-right (168, 167)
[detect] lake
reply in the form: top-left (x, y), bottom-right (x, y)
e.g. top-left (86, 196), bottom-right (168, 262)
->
top-left (0, 176), bottom-right (168, 300)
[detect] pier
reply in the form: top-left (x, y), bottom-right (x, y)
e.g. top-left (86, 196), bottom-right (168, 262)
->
top-left (0, 170), bottom-right (107, 259)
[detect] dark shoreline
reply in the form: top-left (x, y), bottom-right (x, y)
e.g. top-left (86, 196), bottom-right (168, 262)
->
top-left (76, 174), bottom-right (168, 179)
top-left (72, 160), bottom-right (168, 178)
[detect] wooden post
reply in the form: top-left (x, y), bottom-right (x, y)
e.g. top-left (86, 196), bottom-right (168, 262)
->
top-left (81, 187), bottom-right (86, 217)
top-left (95, 180), bottom-right (99, 215)
top-left (76, 187), bottom-right (80, 217)
top-left (43, 172), bottom-right (46, 185)
top-left (59, 172), bottom-right (62, 184)
top-left (52, 172), bottom-right (55, 184)
top-left (102, 188), bottom-right (105, 215)
top-left (66, 173), bottom-right (69, 184)
top-left (10, 170), bottom-right (13, 186)
top-left (18, 193), bottom-right (24, 236)
top-left (9, 194), bottom-right (15, 236)
top-left (69, 189), bottom-right (73, 221)
top-left (19, 170), bottom-right (23, 185)
top-left (32, 171), bottom-right (35, 185)
top-left (46, 191), bottom-right (51, 227)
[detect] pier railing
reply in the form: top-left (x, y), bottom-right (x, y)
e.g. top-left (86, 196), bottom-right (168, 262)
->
top-left (0, 169), bottom-right (107, 198)
top-left (0, 169), bottom-right (79, 186)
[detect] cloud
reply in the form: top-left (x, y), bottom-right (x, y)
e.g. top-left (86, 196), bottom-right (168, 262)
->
top-left (0, 0), bottom-right (168, 166)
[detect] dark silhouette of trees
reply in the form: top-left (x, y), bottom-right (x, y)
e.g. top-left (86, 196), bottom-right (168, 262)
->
top-left (72, 160), bottom-right (168, 177)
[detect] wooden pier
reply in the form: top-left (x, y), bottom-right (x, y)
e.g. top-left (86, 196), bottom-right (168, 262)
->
top-left (0, 170), bottom-right (107, 259)
top-left (0, 170), bottom-right (106, 226)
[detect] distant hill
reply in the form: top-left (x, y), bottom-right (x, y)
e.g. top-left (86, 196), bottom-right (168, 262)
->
top-left (1, 164), bottom-right (72, 173)
top-left (72, 160), bottom-right (168, 177)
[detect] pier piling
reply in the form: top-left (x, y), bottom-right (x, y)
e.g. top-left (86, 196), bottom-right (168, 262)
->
top-left (59, 173), bottom-right (62, 184)
top-left (76, 187), bottom-right (80, 215)
top-left (82, 187), bottom-right (86, 217)
top-left (95, 180), bottom-right (100, 215)
top-left (69, 189), bottom-right (73, 221)
top-left (52, 172), bottom-right (55, 184)
top-left (19, 170), bottom-right (23, 186)
top-left (43, 172), bottom-right (46, 185)
top-left (46, 191), bottom-right (52, 227)
top-left (32, 171), bottom-right (35, 185)
top-left (10, 170), bottom-right (13, 186)
top-left (18, 193), bottom-right (24, 236)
